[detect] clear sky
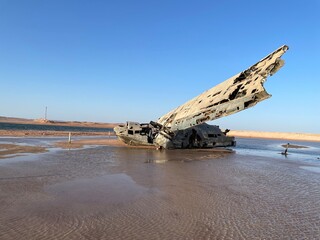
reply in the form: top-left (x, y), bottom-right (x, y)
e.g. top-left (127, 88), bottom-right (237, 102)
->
top-left (0, 0), bottom-right (319, 133)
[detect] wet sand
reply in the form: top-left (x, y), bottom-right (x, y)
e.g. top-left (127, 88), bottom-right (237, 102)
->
top-left (0, 138), bottom-right (126, 159)
top-left (0, 137), bottom-right (232, 158)
top-left (281, 143), bottom-right (308, 149)
top-left (54, 138), bottom-right (164, 150)
top-left (0, 144), bottom-right (47, 159)
top-left (0, 141), bottom-right (319, 239)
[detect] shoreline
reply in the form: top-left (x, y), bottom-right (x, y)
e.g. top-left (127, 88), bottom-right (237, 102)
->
top-left (1, 129), bottom-right (320, 143)
top-left (1, 116), bottom-right (319, 142)
top-left (1, 129), bottom-right (320, 142)
top-left (0, 129), bottom-right (116, 137)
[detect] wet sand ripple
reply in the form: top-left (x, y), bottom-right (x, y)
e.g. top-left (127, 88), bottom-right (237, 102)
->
top-left (0, 146), bottom-right (319, 239)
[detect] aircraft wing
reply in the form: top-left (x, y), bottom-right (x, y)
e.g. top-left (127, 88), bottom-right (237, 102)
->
top-left (157, 45), bottom-right (289, 131)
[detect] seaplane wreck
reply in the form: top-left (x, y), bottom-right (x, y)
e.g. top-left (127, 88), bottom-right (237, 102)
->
top-left (114, 45), bottom-right (289, 149)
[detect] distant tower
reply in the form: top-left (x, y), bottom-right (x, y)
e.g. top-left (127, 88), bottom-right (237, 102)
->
top-left (45, 106), bottom-right (47, 120)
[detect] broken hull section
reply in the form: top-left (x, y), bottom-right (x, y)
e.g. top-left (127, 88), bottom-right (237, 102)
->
top-left (117, 135), bottom-right (154, 147)
top-left (174, 124), bottom-right (235, 148)
top-left (114, 122), bottom-right (235, 149)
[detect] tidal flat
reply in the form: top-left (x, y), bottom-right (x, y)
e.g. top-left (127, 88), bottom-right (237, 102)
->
top-left (0, 137), bottom-right (319, 239)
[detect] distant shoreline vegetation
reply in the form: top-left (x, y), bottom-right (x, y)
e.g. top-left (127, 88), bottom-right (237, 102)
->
top-left (0, 122), bottom-right (113, 132)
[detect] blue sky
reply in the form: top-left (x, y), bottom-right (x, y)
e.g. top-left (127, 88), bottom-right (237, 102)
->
top-left (0, 0), bottom-right (319, 133)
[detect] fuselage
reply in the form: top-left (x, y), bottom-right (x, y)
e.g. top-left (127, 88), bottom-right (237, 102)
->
top-left (113, 46), bottom-right (288, 149)
top-left (114, 122), bottom-right (235, 149)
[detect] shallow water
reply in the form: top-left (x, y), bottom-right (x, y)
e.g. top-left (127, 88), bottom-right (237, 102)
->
top-left (234, 137), bottom-right (320, 164)
top-left (0, 135), bottom-right (112, 146)
top-left (0, 138), bottom-right (319, 239)
top-left (0, 122), bottom-right (113, 132)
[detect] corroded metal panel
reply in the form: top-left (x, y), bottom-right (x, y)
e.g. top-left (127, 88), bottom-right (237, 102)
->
top-left (157, 45), bottom-right (289, 131)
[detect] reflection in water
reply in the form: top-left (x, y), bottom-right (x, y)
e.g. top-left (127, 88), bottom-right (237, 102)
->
top-left (144, 148), bottom-right (233, 163)
top-left (47, 174), bottom-right (147, 205)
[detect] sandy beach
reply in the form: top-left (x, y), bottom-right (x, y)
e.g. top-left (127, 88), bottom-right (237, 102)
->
top-left (0, 116), bottom-right (118, 128)
top-left (0, 144), bottom-right (48, 159)
top-left (0, 136), bottom-right (319, 239)
top-left (228, 130), bottom-right (320, 142)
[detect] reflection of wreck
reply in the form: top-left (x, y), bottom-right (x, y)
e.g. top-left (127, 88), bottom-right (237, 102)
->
top-left (114, 45), bottom-right (289, 149)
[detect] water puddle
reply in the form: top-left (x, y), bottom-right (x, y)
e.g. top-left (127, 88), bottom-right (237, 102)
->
top-left (45, 174), bottom-right (148, 210)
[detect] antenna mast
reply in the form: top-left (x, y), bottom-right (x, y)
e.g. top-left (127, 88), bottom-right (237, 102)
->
top-left (45, 106), bottom-right (47, 120)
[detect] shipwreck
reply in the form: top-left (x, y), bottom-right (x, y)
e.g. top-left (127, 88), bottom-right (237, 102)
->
top-left (114, 45), bottom-right (289, 149)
